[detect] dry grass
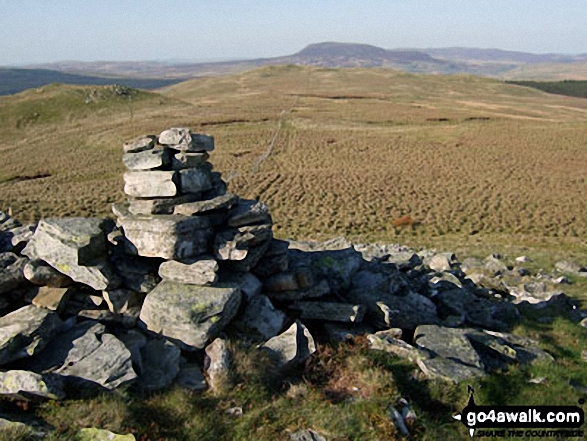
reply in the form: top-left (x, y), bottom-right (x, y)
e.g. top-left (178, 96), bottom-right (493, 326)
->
top-left (1, 66), bottom-right (587, 260)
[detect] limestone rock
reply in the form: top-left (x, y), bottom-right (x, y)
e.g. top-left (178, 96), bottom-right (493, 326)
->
top-left (139, 281), bottom-right (242, 350)
top-left (23, 259), bottom-right (72, 287)
top-left (159, 257), bottom-right (218, 285)
top-left (555, 260), bottom-right (587, 275)
top-left (178, 167), bottom-right (213, 194)
top-left (214, 224), bottom-right (273, 261)
top-left (110, 254), bottom-right (161, 293)
top-left (159, 128), bottom-right (214, 152)
top-left (367, 333), bottom-right (424, 362)
top-left (235, 295), bottom-right (286, 340)
top-left (123, 148), bottom-right (170, 171)
top-left (123, 171), bottom-right (178, 198)
top-left (137, 339), bottom-right (181, 391)
top-left (219, 271), bottom-right (262, 300)
top-left (261, 320), bottom-right (316, 370)
top-left (78, 428), bottom-right (136, 441)
top-left (0, 305), bottom-right (63, 365)
top-left (289, 429), bottom-right (327, 441)
top-left (173, 193), bottom-right (238, 216)
top-left (29, 321), bottom-right (137, 390)
top-left (170, 151), bottom-right (210, 169)
top-left (376, 292), bottom-right (439, 329)
top-left (428, 254), bottom-right (453, 272)
top-left (290, 301), bottom-right (365, 323)
top-left (267, 279), bottom-right (330, 302)
top-left (0, 370), bottom-right (64, 401)
top-left (253, 238), bottom-right (289, 279)
top-left (205, 338), bottom-right (233, 392)
top-left (117, 211), bottom-right (213, 260)
top-left (228, 199), bottom-right (270, 227)
top-left (0, 252), bottom-right (27, 295)
top-left (128, 194), bottom-right (202, 216)
top-left (414, 325), bottom-right (484, 369)
top-left (122, 135), bottom-right (156, 153)
top-left (103, 289), bottom-right (142, 313)
top-left (417, 356), bottom-right (486, 382)
top-left (22, 218), bottom-right (119, 290)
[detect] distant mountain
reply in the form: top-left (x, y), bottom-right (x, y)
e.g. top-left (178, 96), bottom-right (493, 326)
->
top-left (0, 68), bottom-right (185, 96)
top-left (12, 42), bottom-right (587, 91)
top-left (422, 47), bottom-right (584, 64)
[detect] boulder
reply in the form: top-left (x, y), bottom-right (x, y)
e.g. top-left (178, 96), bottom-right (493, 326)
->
top-left (427, 254), bottom-right (453, 272)
top-left (78, 428), bottom-right (136, 441)
top-left (178, 167), bottom-right (213, 194)
top-left (219, 271), bottom-right (262, 300)
top-left (0, 252), bottom-right (27, 295)
top-left (137, 339), bottom-right (181, 391)
top-left (367, 333), bottom-right (424, 362)
top-left (139, 281), bottom-right (242, 350)
top-left (416, 356), bottom-right (486, 383)
top-left (122, 135), bottom-right (155, 153)
top-left (205, 338), bottom-right (233, 393)
top-left (375, 292), bottom-right (439, 329)
top-left (0, 305), bottom-right (63, 365)
top-left (123, 171), bottom-right (178, 198)
top-left (23, 259), bottom-right (72, 287)
top-left (414, 325), bottom-right (484, 369)
top-left (158, 128), bottom-right (214, 152)
top-left (214, 224), bottom-right (273, 261)
top-left (0, 370), bottom-right (64, 401)
top-left (22, 218), bottom-right (119, 290)
top-left (289, 301), bottom-right (365, 323)
top-left (158, 256), bottom-right (218, 285)
top-left (170, 151), bottom-right (210, 169)
top-left (261, 320), bottom-right (316, 370)
top-left (234, 295), bottom-right (286, 340)
top-left (123, 147), bottom-right (170, 171)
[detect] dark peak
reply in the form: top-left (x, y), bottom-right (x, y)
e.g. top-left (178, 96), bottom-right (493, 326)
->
top-left (296, 42), bottom-right (392, 58)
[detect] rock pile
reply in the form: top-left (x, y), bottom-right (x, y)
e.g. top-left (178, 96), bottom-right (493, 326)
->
top-left (0, 127), bottom-right (585, 417)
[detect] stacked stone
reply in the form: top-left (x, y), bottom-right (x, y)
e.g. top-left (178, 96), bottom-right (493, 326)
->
top-left (113, 128), bottom-right (283, 350)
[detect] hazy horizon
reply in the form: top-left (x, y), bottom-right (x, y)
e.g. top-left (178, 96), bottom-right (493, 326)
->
top-left (1, 0), bottom-right (586, 65)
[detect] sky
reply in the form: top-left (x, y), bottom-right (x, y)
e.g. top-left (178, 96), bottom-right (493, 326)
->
top-left (1, 0), bottom-right (586, 65)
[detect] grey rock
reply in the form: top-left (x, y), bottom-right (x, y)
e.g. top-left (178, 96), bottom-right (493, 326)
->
top-left (0, 305), bottom-right (63, 365)
top-left (31, 321), bottom-right (137, 390)
top-left (515, 256), bottom-right (531, 263)
top-left (123, 171), bottom-right (178, 198)
top-left (115, 329), bottom-right (147, 373)
top-left (23, 218), bottom-right (119, 290)
top-left (261, 320), bottom-right (316, 370)
top-left (5, 224), bottom-right (36, 251)
top-left (159, 128), bottom-right (214, 152)
top-left (290, 301), bottom-right (365, 323)
top-left (178, 167), bottom-right (213, 194)
top-left (175, 363), bottom-right (208, 391)
top-left (428, 254), bottom-right (452, 272)
top-left (0, 370), bottom-right (64, 400)
top-left (170, 151), bottom-right (210, 169)
top-left (205, 338), bottom-right (233, 392)
top-left (23, 259), bottom-right (72, 287)
top-left (159, 256), bottom-right (218, 285)
top-left (138, 339), bottom-right (181, 391)
top-left (220, 271), bottom-right (262, 300)
top-left (268, 279), bottom-right (331, 302)
top-left (555, 260), bottom-right (586, 275)
top-left (103, 289), bottom-right (142, 313)
top-left (0, 252), bottom-right (27, 295)
top-left (222, 241), bottom-right (272, 272)
top-left (367, 333), bottom-right (424, 362)
top-left (289, 429), bottom-right (327, 441)
top-left (139, 281), bottom-right (242, 350)
top-left (228, 199), bottom-right (270, 227)
top-left (117, 211), bottom-right (213, 260)
top-left (173, 193), bottom-right (238, 216)
top-left (122, 135), bottom-right (156, 153)
top-left (235, 295), bottom-right (286, 340)
top-left (214, 224), bottom-right (273, 261)
top-left (78, 428), bottom-right (136, 441)
top-left (252, 239), bottom-right (289, 279)
top-left (128, 193), bottom-right (202, 216)
top-left (123, 148), bottom-right (170, 171)
top-left (414, 325), bottom-right (484, 369)
top-left (429, 272), bottom-right (463, 289)
top-left (417, 356), bottom-right (486, 382)
top-left (77, 308), bottom-right (141, 329)
top-left (376, 292), bottom-right (439, 329)
top-left (264, 271), bottom-right (303, 292)
top-left (111, 254), bottom-right (161, 293)
top-left (484, 255), bottom-right (509, 275)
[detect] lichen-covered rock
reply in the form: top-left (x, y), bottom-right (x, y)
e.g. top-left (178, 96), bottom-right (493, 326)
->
top-left (0, 305), bottom-right (63, 365)
top-left (0, 370), bottom-right (65, 400)
top-left (205, 338), bottom-right (233, 393)
top-left (158, 128), bottom-right (214, 152)
top-left (78, 428), bottom-right (136, 441)
top-left (139, 281), bottom-right (242, 350)
top-left (158, 257), bottom-right (218, 285)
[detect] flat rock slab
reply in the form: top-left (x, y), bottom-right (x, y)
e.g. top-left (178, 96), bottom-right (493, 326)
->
top-left (123, 148), bottom-right (170, 171)
top-left (417, 356), bottom-right (486, 383)
top-left (122, 135), bottom-right (156, 153)
top-left (178, 167), bottom-right (213, 194)
top-left (0, 370), bottom-right (65, 401)
top-left (23, 218), bottom-right (119, 290)
top-left (171, 152), bottom-right (210, 169)
top-left (118, 212), bottom-right (212, 260)
top-left (159, 257), bottom-right (218, 285)
top-left (128, 193), bottom-right (202, 215)
top-left (414, 325), bottom-right (484, 369)
top-left (139, 281), bottom-right (242, 350)
top-left (228, 199), bottom-right (270, 227)
top-left (123, 171), bottom-right (178, 198)
top-left (159, 128), bottom-right (214, 152)
top-left (173, 193), bottom-right (238, 216)
top-left (29, 321), bottom-right (137, 390)
top-left (261, 320), bottom-right (316, 370)
top-left (31, 286), bottom-right (73, 313)
top-left (376, 292), bottom-right (440, 329)
top-left (0, 305), bottom-right (63, 365)
top-left (290, 301), bottom-right (365, 323)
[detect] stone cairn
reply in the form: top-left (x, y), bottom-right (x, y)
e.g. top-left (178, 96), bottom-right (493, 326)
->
top-left (0, 127), bottom-right (583, 413)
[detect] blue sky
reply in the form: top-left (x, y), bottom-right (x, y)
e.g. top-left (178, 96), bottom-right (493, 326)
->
top-left (1, 0), bottom-right (585, 65)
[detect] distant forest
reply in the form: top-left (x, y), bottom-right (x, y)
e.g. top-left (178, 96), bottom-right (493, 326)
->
top-left (0, 68), bottom-right (184, 96)
top-left (507, 80), bottom-right (587, 99)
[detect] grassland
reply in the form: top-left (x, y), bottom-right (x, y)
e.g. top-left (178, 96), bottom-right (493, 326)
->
top-left (1, 66), bottom-right (587, 440)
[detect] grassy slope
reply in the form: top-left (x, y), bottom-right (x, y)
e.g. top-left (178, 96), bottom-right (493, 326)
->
top-left (1, 67), bottom-right (587, 440)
